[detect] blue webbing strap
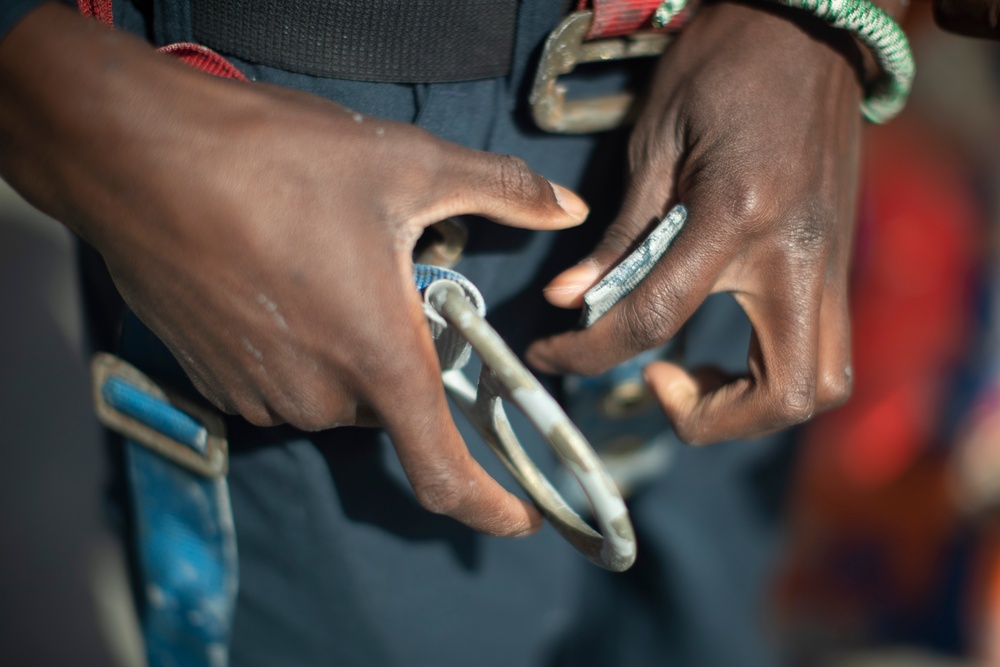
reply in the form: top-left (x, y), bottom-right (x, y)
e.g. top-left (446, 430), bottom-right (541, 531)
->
top-left (126, 442), bottom-right (236, 667)
top-left (97, 366), bottom-right (237, 667)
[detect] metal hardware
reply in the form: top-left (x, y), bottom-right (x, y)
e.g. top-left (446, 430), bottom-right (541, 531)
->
top-left (92, 353), bottom-right (228, 477)
top-left (600, 379), bottom-right (655, 419)
top-left (426, 280), bottom-right (637, 572)
top-left (530, 10), bottom-right (672, 134)
top-left (414, 218), bottom-right (469, 269)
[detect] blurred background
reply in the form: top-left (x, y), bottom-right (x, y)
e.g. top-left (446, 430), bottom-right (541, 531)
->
top-left (2, 4), bottom-right (1000, 666)
top-left (0, 169), bottom-right (140, 662)
top-left (770, 7), bottom-right (1000, 666)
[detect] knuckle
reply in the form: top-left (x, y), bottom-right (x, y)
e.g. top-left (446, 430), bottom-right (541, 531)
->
top-left (786, 207), bottom-right (832, 257)
top-left (617, 297), bottom-right (671, 352)
top-left (817, 366), bottom-right (853, 409)
top-left (277, 385), bottom-right (354, 431)
top-left (674, 421), bottom-right (708, 447)
top-left (413, 472), bottom-right (468, 516)
top-left (770, 381), bottom-right (816, 427)
top-left (289, 411), bottom-right (340, 432)
top-left (726, 176), bottom-right (773, 226)
top-left (492, 154), bottom-right (541, 202)
top-left (239, 402), bottom-right (279, 428)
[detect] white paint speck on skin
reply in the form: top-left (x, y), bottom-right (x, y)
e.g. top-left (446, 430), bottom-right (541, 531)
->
top-left (375, 127), bottom-right (385, 137)
top-left (242, 337), bottom-right (263, 361)
top-left (256, 294), bottom-right (289, 330)
top-left (353, 113), bottom-right (363, 123)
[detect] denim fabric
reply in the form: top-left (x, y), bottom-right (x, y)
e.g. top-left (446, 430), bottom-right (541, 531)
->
top-left (103, 1), bottom-right (796, 665)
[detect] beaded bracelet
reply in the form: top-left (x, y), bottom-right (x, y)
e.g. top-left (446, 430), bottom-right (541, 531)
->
top-left (653, 0), bottom-right (915, 123)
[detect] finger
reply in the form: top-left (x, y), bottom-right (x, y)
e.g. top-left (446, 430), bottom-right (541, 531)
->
top-left (814, 278), bottom-right (853, 412)
top-left (644, 269), bottom-right (824, 445)
top-left (366, 297), bottom-right (543, 537)
top-left (415, 146), bottom-right (590, 231)
top-left (544, 170), bottom-right (677, 309)
top-left (526, 199), bottom-right (731, 377)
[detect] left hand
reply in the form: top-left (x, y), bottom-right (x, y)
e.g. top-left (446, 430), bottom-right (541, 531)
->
top-left (527, 1), bottom-right (865, 445)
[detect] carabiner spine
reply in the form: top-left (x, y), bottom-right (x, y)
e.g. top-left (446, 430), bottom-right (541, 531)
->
top-left (428, 281), bottom-right (637, 572)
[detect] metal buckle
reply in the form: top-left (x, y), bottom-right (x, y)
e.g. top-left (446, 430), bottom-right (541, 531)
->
top-left (530, 10), bottom-right (673, 134)
top-left (92, 353), bottom-right (228, 477)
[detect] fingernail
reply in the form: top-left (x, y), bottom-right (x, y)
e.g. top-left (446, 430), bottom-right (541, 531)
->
top-left (544, 260), bottom-right (601, 296)
top-left (548, 181), bottom-right (590, 222)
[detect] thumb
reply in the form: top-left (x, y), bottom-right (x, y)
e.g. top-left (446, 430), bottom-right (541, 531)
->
top-left (423, 146), bottom-right (590, 231)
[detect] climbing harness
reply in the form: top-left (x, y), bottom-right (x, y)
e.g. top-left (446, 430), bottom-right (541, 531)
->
top-left (92, 354), bottom-right (237, 667)
top-left (530, 1), bottom-right (694, 133)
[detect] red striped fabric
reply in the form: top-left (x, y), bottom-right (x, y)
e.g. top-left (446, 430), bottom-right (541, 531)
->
top-left (77, 0), bottom-right (247, 81)
top-left (580, 0), bottom-right (693, 39)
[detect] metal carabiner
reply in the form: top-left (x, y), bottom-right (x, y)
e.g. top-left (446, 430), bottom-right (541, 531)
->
top-left (413, 205), bottom-right (687, 571)
top-left (423, 279), bottom-right (637, 572)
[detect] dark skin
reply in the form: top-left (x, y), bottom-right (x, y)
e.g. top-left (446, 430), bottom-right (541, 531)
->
top-left (0, 3), bottom-right (597, 537)
top-left (0, 0), bottom-right (892, 532)
top-left (528, 1), bottom-right (902, 444)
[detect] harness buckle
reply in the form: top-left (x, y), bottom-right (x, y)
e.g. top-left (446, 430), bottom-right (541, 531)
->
top-left (529, 10), bottom-right (672, 134)
top-left (92, 353), bottom-right (228, 477)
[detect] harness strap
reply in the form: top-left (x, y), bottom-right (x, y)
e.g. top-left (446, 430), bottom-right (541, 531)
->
top-left (78, 5), bottom-right (246, 665)
top-left (582, 0), bottom-right (694, 39)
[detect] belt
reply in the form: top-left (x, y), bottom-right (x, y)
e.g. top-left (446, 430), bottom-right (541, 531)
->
top-left (188, 0), bottom-right (520, 83)
top-left (181, 0), bottom-right (691, 86)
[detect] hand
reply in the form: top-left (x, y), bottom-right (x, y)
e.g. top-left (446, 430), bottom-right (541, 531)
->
top-left (0, 3), bottom-right (589, 535)
top-left (527, 2), bottom-right (863, 445)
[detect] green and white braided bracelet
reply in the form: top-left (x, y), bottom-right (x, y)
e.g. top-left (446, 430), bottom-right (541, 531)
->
top-left (653, 0), bottom-right (914, 123)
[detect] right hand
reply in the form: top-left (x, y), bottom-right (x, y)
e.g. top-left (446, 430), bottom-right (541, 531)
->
top-left (0, 3), bottom-right (589, 537)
